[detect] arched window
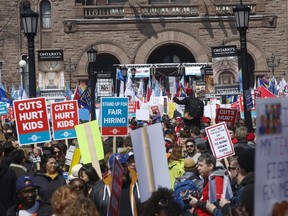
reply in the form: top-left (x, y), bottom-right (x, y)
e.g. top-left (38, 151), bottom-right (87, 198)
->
top-left (40, 0), bottom-right (51, 29)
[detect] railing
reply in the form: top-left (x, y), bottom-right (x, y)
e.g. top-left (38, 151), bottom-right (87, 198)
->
top-left (83, 3), bottom-right (256, 19)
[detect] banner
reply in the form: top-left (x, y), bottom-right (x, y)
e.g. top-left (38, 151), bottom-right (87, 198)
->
top-left (14, 97), bottom-right (51, 145)
top-left (215, 108), bottom-right (238, 127)
top-left (51, 100), bottom-right (79, 140)
top-left (212, 45), bottom-right (240, 95)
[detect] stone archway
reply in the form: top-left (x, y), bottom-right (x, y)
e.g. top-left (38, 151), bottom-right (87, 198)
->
top-left (225, 38), bottom-right (269, 73)
top-left (76, 42), bottom-right (130, 76)
top-left (134, 30), bottom-right (210, 64)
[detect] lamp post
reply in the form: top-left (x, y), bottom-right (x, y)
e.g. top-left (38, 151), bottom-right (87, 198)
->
top-left (122, 65), bottom-right (128, 90)
top-left (131, 67), bottom-right (136, 83)
top-left (233, 0), bottom-right (253, 132)
top-left (21, 8), bottom-right (39, 98)
top-left (0, 61), bottom-right (3, 83)
top-left (19, 60), bottom-right (27, 90)
top-left (266, 53), bottom-right (280, 77)
top-left (65, 58), bottom-right (77, 89)
top-left (86, 47), bottom-right (97, 121)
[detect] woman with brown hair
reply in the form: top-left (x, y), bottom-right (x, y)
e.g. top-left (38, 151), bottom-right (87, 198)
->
top-left (168, 145), bottom-right (185, 188)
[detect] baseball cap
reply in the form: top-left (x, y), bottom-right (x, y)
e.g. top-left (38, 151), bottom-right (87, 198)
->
top-left (124, 152), bottom-right (134, 162)
top-left (16, 176), bottom-right (37, 192)
top-left (68, 164), bottom-right (83, 180)
top-left (109, 153), bottom-right (127, 168)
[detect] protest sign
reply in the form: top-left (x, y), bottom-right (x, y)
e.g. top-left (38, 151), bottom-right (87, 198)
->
top-left (0, 102), bottom-right (7, 116)
top-left (136, 109), bottom-right (149, 121)
top-left (101, 97), bottom-right (128, 136)
top-left (130, 123), bottom-right (171, 202)
top-left (75, 120), bottom-right (104, 179)
top-left (128, 101), bottom-right (137, 118)
top-left (14, 97), bottom-right (51, 145)
top-left (51, 100), bottom-right (79, 140)
top-left (205, 122), bottom-right (234, 160)
top-left (150, 105), bottom-right (160, 114)
top-left (108, 158), bottom-right (123, 216)
top-left (215, 108), bottom-right (238, 127)
top-left (255, 97), bottom-right (288, 216)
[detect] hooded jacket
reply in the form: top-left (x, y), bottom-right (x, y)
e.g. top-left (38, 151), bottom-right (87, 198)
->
top-left (90, 168), bottom-right (141, 216)
top-left (0, 162), bottom-right (17, 216)
top-left (168, 159), bottom-right (185, 188)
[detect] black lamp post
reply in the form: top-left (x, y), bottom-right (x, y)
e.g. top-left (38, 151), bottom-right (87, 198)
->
top-left (131, 67), bottom-right (136, 83)
top-left (233, 0), bottom-right (253, 132)
top-left (21, 8), bottom-right (39, 98)
top-left (86, 47), bottom-right (97, 121)
top-left (122, 65), bottom-right (128, 90)
top-left (266, 53), bottom-right (280, 77)
top-left (65, 58), bottom-right (77, 90)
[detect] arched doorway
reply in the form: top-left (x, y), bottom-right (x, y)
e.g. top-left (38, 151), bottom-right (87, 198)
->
top-left (147, 44), bottom-right (195, 64)
top-left (88, 53), bottom-right (120, 99)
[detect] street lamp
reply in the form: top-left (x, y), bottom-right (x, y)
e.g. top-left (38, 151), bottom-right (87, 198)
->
top-left (122, 65), bottom-right (128, 90)
top-left (86, 47), bottom-right (97, 121)
top-left (233, 0), bottom-right (253, 132)
top-left (131, 67), bottom-right (136, 83)
top-left (21, 8), bottom-right (39, 98)
top-left (64, 58), bottom-right (77, 89)
top-left (266, 53), bottom-right (280, 77)
top-left (0, 61), bottom-right (3, 83)
top-left (19, 60), bottom-right (27, 90)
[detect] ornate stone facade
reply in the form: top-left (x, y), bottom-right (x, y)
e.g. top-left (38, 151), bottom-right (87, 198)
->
top-left (0, 0), bottom-right (287, 89)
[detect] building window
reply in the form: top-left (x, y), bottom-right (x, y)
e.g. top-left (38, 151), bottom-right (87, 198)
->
top-left (40, 0), bottom-right (51, 29)
top-left (150, 0), bottom-right (190, 4)
top-left (109, 0), bottom-right (127, 4)
top-left (219, 71), bottom-right (235, 85)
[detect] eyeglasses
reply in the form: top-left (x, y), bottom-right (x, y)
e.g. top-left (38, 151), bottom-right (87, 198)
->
top-left (186, 145), bottom-right (194, 148)
top-left (228, 167), bottom-right (238, 171)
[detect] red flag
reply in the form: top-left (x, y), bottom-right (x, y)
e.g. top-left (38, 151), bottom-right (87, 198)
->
top-left (146, 82), bottom-right (152, 102)
top-left (73, 86), bottom-right (81, 108)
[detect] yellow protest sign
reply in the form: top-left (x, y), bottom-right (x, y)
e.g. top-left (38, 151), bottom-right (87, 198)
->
top-left (168, 102), bottom-right (176, 119)
top-left (75, 120), bottom-right (104, 179)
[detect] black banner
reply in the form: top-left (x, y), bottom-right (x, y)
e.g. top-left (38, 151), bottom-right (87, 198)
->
top-left (38, 50), bottom-right (64, 61)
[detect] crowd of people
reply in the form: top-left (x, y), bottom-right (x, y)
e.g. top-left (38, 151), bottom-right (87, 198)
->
top-left (0, 95), bottom-right (256, 216)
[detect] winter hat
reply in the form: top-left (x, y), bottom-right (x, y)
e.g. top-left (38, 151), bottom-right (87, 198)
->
top-left (237, 148), bottom-right (255, 173)
top-left (69, 164), bottom-right (83, 180)
top-left (184, 158), bottom-right (196, 169)
top-left (16, 176), bottom-right (37, 192)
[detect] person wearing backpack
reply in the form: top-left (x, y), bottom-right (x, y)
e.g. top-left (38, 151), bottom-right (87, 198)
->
top-left (173, 88), bottom-right (204, 129)
top-left (174, 158), bottom-right (203, 215)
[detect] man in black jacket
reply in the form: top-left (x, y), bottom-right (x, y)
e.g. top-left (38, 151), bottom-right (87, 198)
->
top-left (0, 143), bottom-right (17, 215)
top-left (173, 89), bottom-right (203, 129)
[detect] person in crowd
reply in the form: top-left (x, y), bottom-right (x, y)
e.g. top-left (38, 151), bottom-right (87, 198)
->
top-left (6, 175), bottom-right (52, 216)
top-left (7, 136), bottom-right (20, 149)
top-left (125, 151), bottom-right (136, 172)
top-left (168, 145), bottom-right (185, 188)
top-left (51, 185), bottom-right (83, 216)
top-left (69, 178), bottom-right (89, 197)
top-left (177, 130), bottom-right (190, 147)
top-left (152, 111), bottom-right (161, 124)
top-left (190, 126), bottom-right (206, 146)
top-left (227, 126), bottom-right (238, 144)
top-left (234, 126), bottom-right (255, 150)
top-left (78, 163), bottom-right (100, 194)
top-left (188, 153), bottom-right (229, 216)
top-left (0, 143), bottom-right (17, 215)
top-left (35, 155), bottom-right (66, 204)
top-left (140, 187), bottom-right (183, 216)
top-left (90, 153), bottom-right (141, 216)
top-left (173, 88), bottom-right (203, 129)
top-left (62, 196), bottom-right (100, 216)
top-left (174, 157), bottom-right (203, 195)
top-left (184, 139), bottom-right (201, 162)
top-left (201, 116), bottom-right (211, 128)
top-left (175, 117), bottom-right (184, 133)
top-left (2, 141), bottom-right (15, 165)
top-left (9, 149), bottom-right (28, 178)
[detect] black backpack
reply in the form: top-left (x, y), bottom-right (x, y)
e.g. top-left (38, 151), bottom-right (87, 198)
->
top-left (188, 97), bottom-right (204, 118)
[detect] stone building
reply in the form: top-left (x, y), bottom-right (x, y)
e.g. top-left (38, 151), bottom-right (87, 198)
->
top-left (0, 0), bottom-right (286, 98)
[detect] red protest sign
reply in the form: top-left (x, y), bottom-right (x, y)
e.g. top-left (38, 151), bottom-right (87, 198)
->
top-left (215, 108), bottom-right (238, 127)
top-left (150, 105), bottom-right (160, 114)
top-left (14, 97), bottom-right (51, 145)
top-left (108, 158), bottom-right (123, 216)
top-left (129, 101), bottom-right (137, 114)
top-left (51, 100), bottom-right (79, 140)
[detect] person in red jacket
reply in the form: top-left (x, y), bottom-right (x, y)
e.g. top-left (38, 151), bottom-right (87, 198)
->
top-left (188, 153), bottom-right (227, 216)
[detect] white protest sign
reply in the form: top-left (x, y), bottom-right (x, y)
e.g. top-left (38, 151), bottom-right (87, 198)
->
top-left (130, 123), bottom-right (171, 202)
top-left (205, 122), bottom-right (234, 160)
top-left (136, 109), bottom-right (150, 121)
top-left (255, 97), bottom-right (288, 216)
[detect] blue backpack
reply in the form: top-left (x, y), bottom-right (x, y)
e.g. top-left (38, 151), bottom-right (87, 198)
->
top-left (174, 178), bottom-right (201, 211)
